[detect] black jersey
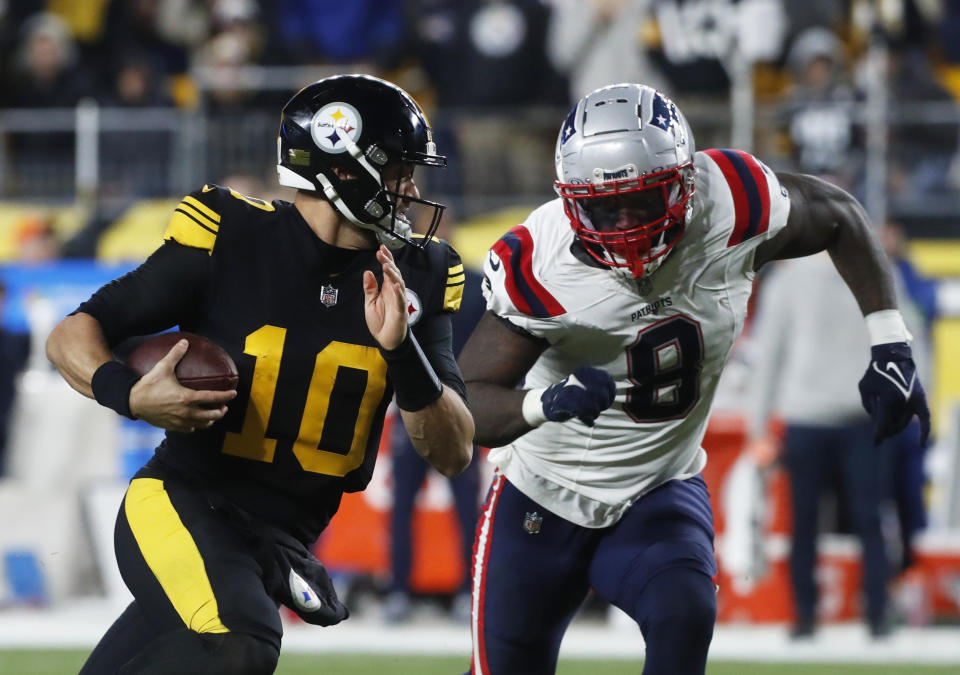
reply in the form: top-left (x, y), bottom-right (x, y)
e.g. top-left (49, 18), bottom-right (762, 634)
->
top-left (79, 184), bottom-right (466, 541)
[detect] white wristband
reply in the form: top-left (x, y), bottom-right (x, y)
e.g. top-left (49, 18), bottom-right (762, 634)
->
top-left (521, 388), bottom-right (548, 427)
top-left (865, 309), bottom-right (912, 346)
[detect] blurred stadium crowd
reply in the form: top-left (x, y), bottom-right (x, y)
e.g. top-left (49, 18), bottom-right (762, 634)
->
top-left (1, 0), bottom-right (960, 644)
top-left (1, 0), bottom-right (960, 252)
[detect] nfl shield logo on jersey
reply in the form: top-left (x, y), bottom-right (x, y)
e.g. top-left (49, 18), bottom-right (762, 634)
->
top-left (522, 511), bottom-right (543, 534)
top-left (320, 284), bottom-right (338, 308)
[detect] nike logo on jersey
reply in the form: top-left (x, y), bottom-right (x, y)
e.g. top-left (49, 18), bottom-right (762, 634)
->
top-left (488, 250), bottom-right (501, 272)
top-left (872, 361), bottom-right (916, 399)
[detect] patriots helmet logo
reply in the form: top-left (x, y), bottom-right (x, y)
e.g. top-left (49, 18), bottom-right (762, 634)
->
top-left (649, 92), bottom-right (679, 133)
top-left (559, 104), bottom-right (578, 146)
top-left (310, 102), bottom-right (363, 154)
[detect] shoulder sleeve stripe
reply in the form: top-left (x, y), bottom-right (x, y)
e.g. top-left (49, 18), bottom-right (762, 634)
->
top-left (705, 149), bottom-right (771, 247)
top-left (164, 211), bottom-right (217, 252)
top-left (490, 225), bottom-right (565, 318)
top-left (447, 272), bottom-right (466, 286)
top-left (176, 203), bottom-right (219, 233)
top-left (182, 195), bottom-right (221, 224)
top-left (443, 282), bottom-right (463, 312)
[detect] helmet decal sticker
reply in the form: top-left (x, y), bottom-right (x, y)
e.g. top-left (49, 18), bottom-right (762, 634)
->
top-left (650, 91), bottom-right (678, 133)
top-left (310, 102), bottom-right (363, 154)
top-left (559, 104), bottom-right (578, 145)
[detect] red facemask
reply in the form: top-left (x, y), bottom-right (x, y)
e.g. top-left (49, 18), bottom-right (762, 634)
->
top-left (556, 163), bottom-right (694, 278)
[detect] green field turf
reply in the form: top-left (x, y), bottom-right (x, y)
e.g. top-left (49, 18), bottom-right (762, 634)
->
top-left (1, 651), bottom-right (957, 675)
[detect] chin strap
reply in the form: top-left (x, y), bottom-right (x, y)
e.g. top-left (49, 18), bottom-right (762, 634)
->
top-left (310, 126), bottom-right (411, 250)
top-left (314, 174), bottom-right (410, 250)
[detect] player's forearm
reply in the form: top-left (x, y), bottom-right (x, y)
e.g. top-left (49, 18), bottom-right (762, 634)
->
top-left (45, 312), bottom-right (113, 399)
top-left (464, 382), bottom-right (533, 448)
top-left (826, 198), bottom-right (898, 316)
top-left (400, 385), bottom-right (475, 477)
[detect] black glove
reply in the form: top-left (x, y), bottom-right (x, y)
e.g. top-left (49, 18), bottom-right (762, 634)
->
top-left (540, 365), bottom-right (616, 427)
top-left (273, 532), bottom-right (349, 627)
top-left (858, 342), bottom-right (931, 446)
top-left (203, 491), bottom-right (349, 627)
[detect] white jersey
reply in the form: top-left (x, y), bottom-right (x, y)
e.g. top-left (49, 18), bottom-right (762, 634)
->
top-left (483, 149), bottom-right (791, 528)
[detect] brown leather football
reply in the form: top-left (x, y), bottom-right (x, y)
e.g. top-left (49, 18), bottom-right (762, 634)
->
top-left (126, 331), bottom-right (239, 391)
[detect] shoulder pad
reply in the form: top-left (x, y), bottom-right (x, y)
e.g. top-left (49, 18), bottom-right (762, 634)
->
top-left (488, 225), bottom-right (565, 319)
top-left (163, 183), bottom-right (277, 253)
top-left (408, 234), bottom-right (465, 313)
top-left (701, 149), bottom-right (779, 248)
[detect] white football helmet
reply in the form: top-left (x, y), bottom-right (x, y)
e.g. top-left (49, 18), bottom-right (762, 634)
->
top-left (554, 84), bottom-right (696, 278)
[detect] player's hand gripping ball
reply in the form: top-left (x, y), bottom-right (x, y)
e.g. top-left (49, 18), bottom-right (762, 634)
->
top-left (127, 331), bottom-right (238, 391)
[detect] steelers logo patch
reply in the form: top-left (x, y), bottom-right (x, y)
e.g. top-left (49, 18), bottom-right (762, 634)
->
top-left (405, 289), bottom-right (423, 326)
top-left (310, 102), bottom-right (363, 154)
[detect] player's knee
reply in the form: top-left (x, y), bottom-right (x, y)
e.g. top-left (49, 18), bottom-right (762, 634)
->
top-left (637, 567), bottom-right (716, 643)
top-left (208, 633), bottom-right (279, 675)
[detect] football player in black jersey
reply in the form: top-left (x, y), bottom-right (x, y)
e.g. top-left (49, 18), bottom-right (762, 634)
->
top-left (46, 74), bottom-right (474, 675)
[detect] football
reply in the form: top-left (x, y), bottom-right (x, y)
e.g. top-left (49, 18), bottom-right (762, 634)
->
top-left (126, 331), bottom-right (239, 391)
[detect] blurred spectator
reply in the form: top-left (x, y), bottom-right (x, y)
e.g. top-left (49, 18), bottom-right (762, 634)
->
top-left (1, 12), bottom-right (95, 196)
top-left (408, 0), bottom-right (567, 200)
top-left (411, 0), bottom-right (566, 108)
top-left (0, 280), bottom-right (30, 477)
top-left (15, 217), bottom-right (63, 264)
top-left (547, 0), bottom-right (669, 102)
top-left (0, 1), bottom-right (41, 82)
top-left (103, 52), bottom-right (176, 108)
top-left (1, 12), bottom-right (94, 108)
top-left (99, 0), bottom-right (192, 83)
top-left (264, 0), bottom-right (405, 67)
top-left (99, 51), bottom-right (176, 199)
top-left (879, 221), bottom-right (937, 572)
top-left (193, 16), bottom-right (267, 112)
top-left (744, 251), bottom-right (929, 639)
top-left (780, 27), bottom-right (861, 188)
top-left (880, 48), bottom-right (960, 201)
top-left (385, 216), bottom-right (485, 624)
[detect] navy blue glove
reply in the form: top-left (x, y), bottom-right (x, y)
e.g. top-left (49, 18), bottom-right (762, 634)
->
top-left (540, 366), bottom-right (616, 427)
top-left (858, 342), bottom-right (931, 446)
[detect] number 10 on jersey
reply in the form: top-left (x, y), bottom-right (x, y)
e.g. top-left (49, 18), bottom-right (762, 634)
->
top-left (221, 325), bottom-right (388, 477)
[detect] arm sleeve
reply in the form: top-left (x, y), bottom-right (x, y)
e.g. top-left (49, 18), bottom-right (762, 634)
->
top-left (413, 310), bottom-right (466, 401)
top-left (75, 241), bottom-right (211, 347)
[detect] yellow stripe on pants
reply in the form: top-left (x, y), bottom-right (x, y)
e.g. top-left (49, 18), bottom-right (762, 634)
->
top-left (125, 478), bottom-right (229, 634)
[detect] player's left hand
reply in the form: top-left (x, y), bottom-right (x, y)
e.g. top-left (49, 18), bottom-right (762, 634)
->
top-left (858, 342), bottom-right (931, 445)
top-left (363, 245), bottom-right (408, 350)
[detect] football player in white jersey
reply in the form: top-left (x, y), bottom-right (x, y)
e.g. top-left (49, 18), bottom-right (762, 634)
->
top-left (458, 84), bottom-right (930, 675)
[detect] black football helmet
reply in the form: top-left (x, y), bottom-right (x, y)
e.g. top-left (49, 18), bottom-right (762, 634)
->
top-left (277, 74), bottom-right (447, 249)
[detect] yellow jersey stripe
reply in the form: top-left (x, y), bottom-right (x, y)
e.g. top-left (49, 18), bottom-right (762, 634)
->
top-left (443, 282), bottom-right (464, 312)
top-left (447, 263), bottom-right (464, 276)
top-left (177, 202), bottom-right (219, 233)
top-left (182, 195), bottom-right (221, 223)
top-left (447, 273), bottom-right (466, 286)
top-left (124, 479), bottom-right (229, 634)
top-left (164, 211), bottom-right (217, 253)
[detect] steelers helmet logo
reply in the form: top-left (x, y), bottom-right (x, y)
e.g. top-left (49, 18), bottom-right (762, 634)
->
top-left (405, 289), bottom-right (423, 326)
top-left (310, 102), bottom-right (363, 154)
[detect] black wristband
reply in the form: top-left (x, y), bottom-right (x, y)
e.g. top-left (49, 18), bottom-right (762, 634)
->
top-left (380, 330), bottom-right (443, 412)
top-left (91, 360), bottom-right (140, 419)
